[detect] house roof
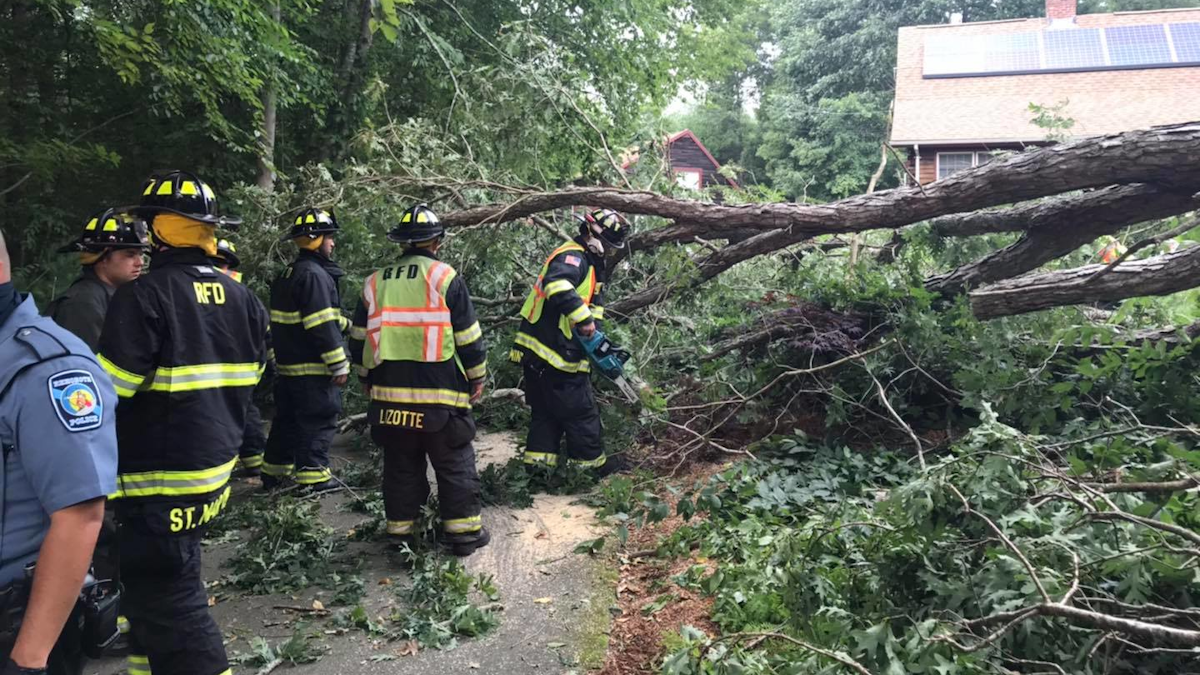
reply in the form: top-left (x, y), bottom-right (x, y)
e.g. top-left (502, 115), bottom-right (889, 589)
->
top-left (621, 129), bottom-right (739, 187)
top-left (890, 8), bottom-right (1200, 146)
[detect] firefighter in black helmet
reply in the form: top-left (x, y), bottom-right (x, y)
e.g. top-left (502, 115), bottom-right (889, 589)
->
top-left (47, 208), bottom-right (150, 352)
top-left (510, 209), bottom-right (629, 474)
top-left (262, 209), bottom-right (349, 493)
top-left (213, 239), bottom-right (272, 477)
top-left (98, 170), bottom-right (268, 675)
top-left (348, 204), bottom-right (490, 555)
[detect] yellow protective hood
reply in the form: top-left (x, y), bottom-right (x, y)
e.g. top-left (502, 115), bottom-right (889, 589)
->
top-left (79, 251), bottom-right (103, 266)
top-left (293, 235), bottom-right (324, 252)
top-left (152, 214), bottom-right (218, 256)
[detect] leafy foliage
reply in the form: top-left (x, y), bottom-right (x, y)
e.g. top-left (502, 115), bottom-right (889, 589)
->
top-left (225, 497), bottom-right (362, 598)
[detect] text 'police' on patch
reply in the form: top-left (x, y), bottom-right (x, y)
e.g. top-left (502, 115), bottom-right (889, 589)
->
top-left (48, 369), bottom-right (104, 432)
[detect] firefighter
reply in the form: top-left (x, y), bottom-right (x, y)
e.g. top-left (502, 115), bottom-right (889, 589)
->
top-left (44, 208), bottom-right (150, 618)
top-left (98, 170), bottom-right (269, 675)
top-left (213, 239), bottom-right (270, 477)
top-left (47, 208), bottom-right (150, 351)
top-left (348, 204), bottom-right (490, 556)
top-left (509, 209), bottom-right (630, 474)
top-left (262, 209), bottom-right (350, 493)
top-left (1097, 235), bottom-right (1127, 264)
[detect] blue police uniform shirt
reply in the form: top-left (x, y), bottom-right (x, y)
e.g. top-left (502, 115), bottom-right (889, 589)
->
top-left (0, 296), bottom-right (118, 587)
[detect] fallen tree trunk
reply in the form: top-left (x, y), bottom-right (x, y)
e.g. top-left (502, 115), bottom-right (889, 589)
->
top-left (969, 245), bottom-right (1200, 320)
top-left (926, 185), bottom-right (1198, 294)
top-left (442, 123), bottom-right (1200, 250)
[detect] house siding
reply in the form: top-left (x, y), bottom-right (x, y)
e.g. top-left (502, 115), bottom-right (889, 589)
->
top-left (890, 9), bottom-right (1200, 146)
top-left (669, 136), bottom-right (733, 187)
top-left (907, 143), bottom-right (1032, 185)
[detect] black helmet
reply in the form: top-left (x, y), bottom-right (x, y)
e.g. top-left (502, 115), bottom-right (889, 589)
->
top-left (135, 170), bottom-right (241, 228)
top-left (282, 208), bottom-right (339, 242)
top-left (215, 239), bottom-right (241, 269)
top-left (578, 209), bottom-right (629, 249)
top-left (57, 207), bottom-right (151, 254)
top-left (387, 204), bottom-right (444, 245)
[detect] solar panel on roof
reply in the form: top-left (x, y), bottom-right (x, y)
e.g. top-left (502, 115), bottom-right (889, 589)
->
top-left (1107, 24), bottom-right (1170, 66)
top-left (1043, 28), bottom-right (1104, 70)
top-left (924, 34), bottom-right (983, 75)
top-left (1169, 22), bottom-right (1200, 63)
top-left (922, 22), bottom-right (1200, 78)
top-left (984, 32), bottom-right (1040, 72)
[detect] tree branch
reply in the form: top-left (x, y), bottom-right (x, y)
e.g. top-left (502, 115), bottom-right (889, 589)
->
top-left (969, 244), bottom-right (1200, 320)
top-left (926, 185), bottom-right (1198, 294)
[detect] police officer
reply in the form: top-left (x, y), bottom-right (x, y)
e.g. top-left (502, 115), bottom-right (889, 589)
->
top-left (213, 240), bottom-right (270, 477)
top-left (0, 229), bottom-right (118, 675)
top-left (348, 204), bottom-right (490, 555)
top-left (98, 171), bottom-right (268, 675)
top-left (510, 209), bottom-right (630, 474)
top-left (46, 208), bottom-right (150, 351)
top-left (262, 209), bottom-right (349, 493)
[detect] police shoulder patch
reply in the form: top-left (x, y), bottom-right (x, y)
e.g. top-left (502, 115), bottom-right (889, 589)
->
top-left (48, 369), bottom-right (104, 433)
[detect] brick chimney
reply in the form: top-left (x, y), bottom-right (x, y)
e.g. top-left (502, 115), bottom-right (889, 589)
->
top-left (1046, 0), bottom-right (1077, 21)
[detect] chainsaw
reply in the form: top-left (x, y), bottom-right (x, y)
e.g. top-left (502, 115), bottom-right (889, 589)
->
top-left (574, 329), bottom-right (642, 405)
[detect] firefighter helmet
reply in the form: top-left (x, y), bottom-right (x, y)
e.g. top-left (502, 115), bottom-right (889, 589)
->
top-left (215, 239), bottom-right (241, 269)
top-left (57, 207), bottom-right (151, 254)
top-left (387, 204), bottom-right (444, 245)
top-left (282, 208), bottom-right (339, 242)
top-left (135, 170), bottom-right (241, 228)
top-left (578, 209), bottom-right (629, 249)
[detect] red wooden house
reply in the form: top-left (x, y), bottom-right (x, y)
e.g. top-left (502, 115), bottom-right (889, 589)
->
top-left (623, 129), bottom-right (739, 189)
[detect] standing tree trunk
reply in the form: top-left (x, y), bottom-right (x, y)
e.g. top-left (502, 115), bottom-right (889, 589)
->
top-left (321, 0), bottom-right (375, 161)
top-left (255, 2), bottom-right (280, 192)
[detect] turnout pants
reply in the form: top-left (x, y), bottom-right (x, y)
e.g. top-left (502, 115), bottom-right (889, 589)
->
top-left (238, 400), bottom-right (266, 470)
top-left (263, 375), bottom-right (342, 484)
top-left (117, 515), bottom-right (228, 675)
top-left (522, 364), bottom-right (605, 468)
top-left (370, 412), bottom-right (483, 538)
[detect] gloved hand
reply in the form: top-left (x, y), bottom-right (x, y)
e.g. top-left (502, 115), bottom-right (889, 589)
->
top-left (3, 657), bottom-right (47, 675)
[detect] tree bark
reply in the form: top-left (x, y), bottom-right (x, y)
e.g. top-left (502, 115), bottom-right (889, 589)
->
top-left (926, 185), bottom-right (1198, 294)
top-left (969, 245), bottom-right (1200, 320)
top-left (255, 1), bottom-right (281, 192)
top-left (440, 123), bottom-right (1200, 246)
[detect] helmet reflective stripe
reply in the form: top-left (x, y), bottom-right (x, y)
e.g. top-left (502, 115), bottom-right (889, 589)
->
top-left (179, 181), bottom-right (199, 195)
top-left (86, 218), bottom-right (99, 231)
top-left (104, 218), bottom-right (119, 231)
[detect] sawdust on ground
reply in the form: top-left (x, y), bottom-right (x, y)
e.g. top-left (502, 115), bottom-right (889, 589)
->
top-left (599, 462), bottom-right (730, 675)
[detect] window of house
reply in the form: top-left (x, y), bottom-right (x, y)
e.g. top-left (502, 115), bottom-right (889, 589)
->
top-left (936, 152), bottom-right (975, 181)
top-left (674, 169), bottom-right (702, 190)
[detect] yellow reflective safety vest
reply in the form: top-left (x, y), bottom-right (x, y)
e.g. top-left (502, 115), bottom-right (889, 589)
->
top-left (362, 255), bottom-right (457, 368)
top-left (350, 250), bottom-right (488, 415)
top-left (510, 240), bottom-right (605, 374)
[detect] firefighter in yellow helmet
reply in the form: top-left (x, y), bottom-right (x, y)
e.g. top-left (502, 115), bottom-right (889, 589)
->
top-left (98, 170), bottom-right (269, 675)
top-left (348, 204), bottom-right (490, 555)
top-left (212, 239), bottom-right (272, 477)
top-left (261, 209), bottom-right (349, 493)
top-left (510, 209), bottom-right (629, 474)
top-left (47, 208), bottom-right (150, 351)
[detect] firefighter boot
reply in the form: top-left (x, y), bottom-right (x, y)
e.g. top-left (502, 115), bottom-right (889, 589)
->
top-left (441, 527), bottom-right (491, 557)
